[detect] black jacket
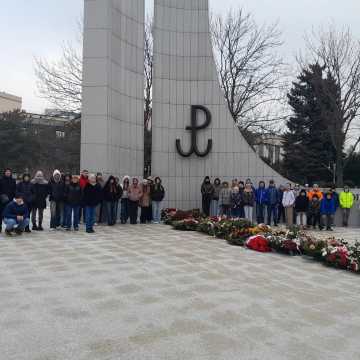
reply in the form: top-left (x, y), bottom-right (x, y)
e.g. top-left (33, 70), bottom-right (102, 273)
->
top-left (16, 181), bottom-right (35, 205)
top-left (151, 184), bottom-right (165, 202)
top-left (49, 179), bottom-right (65, 202)
top-left (83, 183), bottom-right (102, 207)
top-left (32, 183), bottom-right (49, 209)
top-left (295, 195), bottom-right (309, 212)
top-left (64, 183), bottom-right (82, 206)
top-left (0, 175), bottom-right (16, 202)
top-left (103, 178), bottom-right (123, 202)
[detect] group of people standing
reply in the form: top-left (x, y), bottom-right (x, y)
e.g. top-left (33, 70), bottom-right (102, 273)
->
top-left (0, 169), bottom-right (165, 236)
top-left (201, 177), bottom-right (357, 231)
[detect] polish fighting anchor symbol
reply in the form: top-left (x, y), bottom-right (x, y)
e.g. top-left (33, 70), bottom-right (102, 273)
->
top-left (176, 105), bottom-right (213, 157)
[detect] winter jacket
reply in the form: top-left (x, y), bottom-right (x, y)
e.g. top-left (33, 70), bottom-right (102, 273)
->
top-left (332, 191), bottom-right (340, 209)
top-left (212, 184), bottom-right (222, 201)
top-left (83, 183), bottom-right (102, 207)
top-left (282, 191), bottom-right (295, 207)
top-left (219, 188), bottom-right (232, 206)
top-left (64, 183), bottom-right (82, 206)
top-left (266, 187), bottom-right (279, 206)
top-left (201, 183), bottom-right (214, 199)
top-left (79, 175), bottom-right (89, 190)
top-left (140, 185), bottom-right (151, 207)
top-left (16, 179), bottom-right (35, 205)
top-left (295, 195), bottom-right (309, 212)
top-left (320, 197), bottom-right (336, 215)
top-left (308, 190), bottom-right (323, 201)
top-left (308, 200), bottom-right (321, 216)
top-left (339, 192), bottom-right (354, 209)
top-left (49, 170), bottom-right (64, 202)
top-left (128, 184), bottom-right (143, 202)
top-left (242, 190), bottom-right (255, 206)
top-left (3, 200), bottom-right (29, 219)
top-left (103, 177), bottom-right (123, 202)
top-left (151, 184), bottom-right (165, 202)
top-left (0, 175), bottom-right (16, 202)
top-left (231, 192), bottom-right (243, 209)
top-left (31, 183), bottom-right (49, 209)
top-left (255, 188), bottom-right (268, 205)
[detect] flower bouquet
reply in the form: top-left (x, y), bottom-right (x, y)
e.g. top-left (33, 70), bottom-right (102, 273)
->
top-left (322, 239), bottom-right (350, 270)
top-left (246, 235), bottom-right (271, 253)
top-left (300, 234), bottom-right (327, 260)
top-left (172, 218), bottom-right (200, 231)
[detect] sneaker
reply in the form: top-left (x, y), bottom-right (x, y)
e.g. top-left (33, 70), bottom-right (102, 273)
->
top-left (24, 227), bottom-right (31, 233)
top-left (38, 226), bottom-right (44, 231)
top-left (32, 224), bottom-right (38, 231)
top-left (74, 227), bottom-right (79, 231)
top-left (50, 228), bottom-right (56, 231)
top-left (94, 223), bottom-right (98, 226)
top-left (86, 229), bottom-right (95, 234)
top-left (65, 228), bottom-right (71, 231)
top-left (5, 229), bottom-right (13, 236)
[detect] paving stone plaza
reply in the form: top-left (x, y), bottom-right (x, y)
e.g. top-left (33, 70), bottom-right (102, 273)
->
top-left (1, 223), bottom-right (359, 360)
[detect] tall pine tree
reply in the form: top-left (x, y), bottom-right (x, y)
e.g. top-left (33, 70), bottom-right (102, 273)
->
top-left (283, 63), bottom-right (336, 184)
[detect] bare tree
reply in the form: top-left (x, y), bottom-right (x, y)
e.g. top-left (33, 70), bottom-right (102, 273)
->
top-left (144, 16), bottom-right (153, 177)
top-left (211, 8), bottom-right (286, 136)
top-left (304, 24), bottom-right (360, 186)
top-left (144, 16), bottom-right (153, 131)
top-left (35, 38), bottom-right (82, 113)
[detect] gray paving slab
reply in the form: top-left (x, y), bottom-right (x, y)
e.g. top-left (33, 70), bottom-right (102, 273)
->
top-left (0, 222), bottom-right (359, 360)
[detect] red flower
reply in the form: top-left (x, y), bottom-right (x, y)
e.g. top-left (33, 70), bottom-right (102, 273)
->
top-left (246, 235), bottom-right (271, 253)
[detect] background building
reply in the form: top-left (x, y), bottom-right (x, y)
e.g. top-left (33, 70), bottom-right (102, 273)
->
top-left (0, 91), bottom-right (22, 112)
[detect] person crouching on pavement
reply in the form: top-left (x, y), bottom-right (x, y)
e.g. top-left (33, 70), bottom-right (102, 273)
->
top-left (3, 193), bottom-right (30, 236)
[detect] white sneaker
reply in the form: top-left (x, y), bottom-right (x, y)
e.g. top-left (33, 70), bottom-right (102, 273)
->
top-left (94, 223), bottom-right (98, 226)
top-left (50, 228), bottom-right (56, 231)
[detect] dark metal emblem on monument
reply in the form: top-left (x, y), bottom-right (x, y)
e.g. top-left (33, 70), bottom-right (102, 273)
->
top-left (176, 105), bottom-right (213, 157)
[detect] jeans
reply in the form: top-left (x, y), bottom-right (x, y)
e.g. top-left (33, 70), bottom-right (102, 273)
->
top-left (32, 208), bottom-right (44, 227)
top-left (4, 218), bottom-right (30, 231)
top-left (342, 208), bottom-right (351, 226)
top-left (267, 204), bottom-right (277, 225)
top-left (231, 207), bottom-right (241, 218)
top-left (65, 204), bottom-right (80, 229)
top-left (121, 198), bottom-right (129, 224)
top-left (50, 201), bottom-right (62, 229)
top-left (308, 213), bottom-right (321, 228)
top-left (277, 204), bottom-right (285, 223)
top-left (85, 206), bottom-right (96, 232)
top-left (285, 207), bottom-right (294, 227)
top-left (152, 201), bottom-right (162, 223)
top-left (140, 206), bottom-right (152, 224)
top-left (321, 214), bottom-right (334, 229)
top-left (220, 205), bottom-right (231, 217)
top-left (210, 200), bottom-right (219, 217)
top-left (105, 201), bottom-right (117, 226)
top-left (128, 200), bottom-right (139, 224)
top-left (296, 212), bottom-right (307, 226)
top-left (244, 206), bottom-right (253, 222)
top-left (202, 196), bottom-right (211, 217)
top-left (256, 203), bottom-right (266, 223)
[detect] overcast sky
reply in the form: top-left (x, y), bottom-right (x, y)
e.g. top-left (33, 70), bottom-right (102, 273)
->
top-left (1, 0), bottom-right (360, 113)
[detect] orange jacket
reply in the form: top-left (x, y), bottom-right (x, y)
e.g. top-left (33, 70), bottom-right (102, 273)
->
top-left (308, 190), bottom-right (323, 201)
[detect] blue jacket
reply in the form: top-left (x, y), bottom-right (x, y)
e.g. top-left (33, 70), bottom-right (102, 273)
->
top-left (320, 197), bottom-right (336, 215)
top-left (255, 188), bottom-right (268, 205)
top-left (3, 201), bottom-right (29, 219)
top-left (266, 187), bottom-right (279, 205)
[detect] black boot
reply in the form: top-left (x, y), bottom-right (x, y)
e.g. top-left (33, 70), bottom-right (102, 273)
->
top-left (38, 223), bottom-right (44, 231)
top-left (32, 224), bottom-right (38, 231)
top-left (25, 226), bottom-right (31, 233)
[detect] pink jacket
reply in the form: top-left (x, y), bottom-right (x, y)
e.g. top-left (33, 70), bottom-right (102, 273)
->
top-left (128, 184), bottom-right (143, 202)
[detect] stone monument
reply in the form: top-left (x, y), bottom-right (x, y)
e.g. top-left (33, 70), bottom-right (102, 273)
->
top-left (151, 0), bottom-right (286, 209)
top-left (81, 0), bottom-right (286, 209)
top-left (81, 0), bottom-right (145, 178)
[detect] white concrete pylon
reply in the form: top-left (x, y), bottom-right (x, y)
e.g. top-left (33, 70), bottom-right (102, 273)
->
top-left (151, 0), bottom-right (287, 210)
